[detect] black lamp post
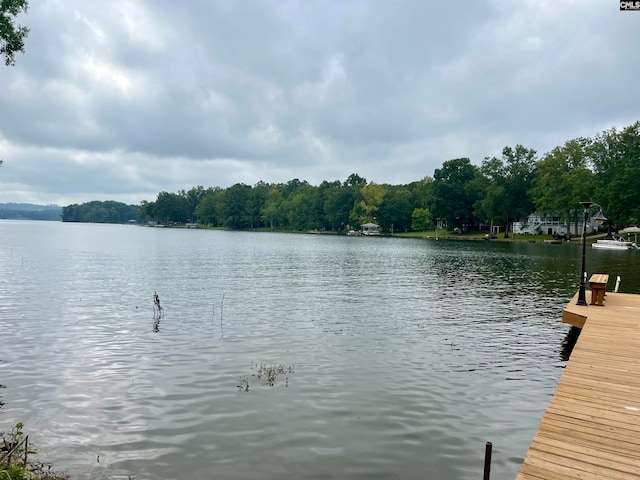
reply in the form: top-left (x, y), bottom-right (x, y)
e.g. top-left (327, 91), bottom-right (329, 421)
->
top-left (576, 201), bottom-right (607, 306)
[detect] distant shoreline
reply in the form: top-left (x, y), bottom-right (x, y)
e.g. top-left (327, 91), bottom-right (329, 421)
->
top-left (2, 218), bottom-right (600, 246)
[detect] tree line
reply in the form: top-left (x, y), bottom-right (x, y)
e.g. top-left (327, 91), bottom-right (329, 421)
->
top-left (63, 121), bottom-right (640, 234)
top-left (0, 203), bottom-right (61, 221)
top-left (62, 201), bottom-right (139, 224)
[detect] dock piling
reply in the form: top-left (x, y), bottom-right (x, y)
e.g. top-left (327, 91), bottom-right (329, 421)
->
top-left (483, 441), bottom-right (492, 480)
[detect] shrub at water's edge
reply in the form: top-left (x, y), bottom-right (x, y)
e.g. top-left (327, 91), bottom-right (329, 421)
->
top-left (1, 422), bottom-right (69, 480)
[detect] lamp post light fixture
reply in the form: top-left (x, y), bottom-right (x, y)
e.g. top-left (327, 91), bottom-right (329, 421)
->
top-left (576, 201), bottom-right (607, 306)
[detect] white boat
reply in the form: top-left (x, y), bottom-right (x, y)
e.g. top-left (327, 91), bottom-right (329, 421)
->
top-left (592, 234), bottom-right (638, 251)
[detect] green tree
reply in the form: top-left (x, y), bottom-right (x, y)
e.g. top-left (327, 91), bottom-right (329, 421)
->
top-left (194, 187), bottom-right (223, 226)
top-left (87, 204), bottom-right (109, 223)
top-left (343, 173), bottom-right (367, 187)
top-left (411, 207), bottom-right (432, 232)
top-left (261, 187), bottom-right (284, 229)
top-left (479, 146), bottom-right (537, 237)
top-left (408, 176), bottom-right (434, 209)
top-left (377, 186), bottom-right (413, 232)
top-left (324, 184), bottom-right (355, 232)
top-left (531, 138), bottom-right (595, 236)
top-left (153, 191), bottom-right (190, 224)
top-left (589, 122), bottom-right (640, 229)
top-left (182, 186), bottom-right (206, 222)
top-left (282, 191), bottom-right (307, 230)
top-left (282, 178), bottom-right (310, 198)
top-left (1, 0), bottom-right (29, 66)
top-left (349, 183), bottom-right (386, 227)
top-left (281, 185), bottom-right (324, 231)
top-left (246, 181), bottom-right (270, 229)
top-left (137, 200), bottom-right (154, 223)
top-left (222, 183), bottom-right (252, 229)
top-left (62, 200), bottom-right (137, 223)
top-left (431, 158), bottom-right (480, 232)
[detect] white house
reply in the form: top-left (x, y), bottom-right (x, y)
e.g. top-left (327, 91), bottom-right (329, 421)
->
top-left (513, 213), bottom-right (602, 236)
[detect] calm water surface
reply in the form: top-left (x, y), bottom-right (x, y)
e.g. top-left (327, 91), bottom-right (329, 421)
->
top-left (1, 221), bottom-right (639, 480)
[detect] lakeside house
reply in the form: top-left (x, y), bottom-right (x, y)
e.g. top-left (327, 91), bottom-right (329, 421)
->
top-left (513, 213), bottom-right (603, 237)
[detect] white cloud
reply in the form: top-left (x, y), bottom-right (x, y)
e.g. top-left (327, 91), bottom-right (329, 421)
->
top-left (0, 0), bottom-right (638, 205)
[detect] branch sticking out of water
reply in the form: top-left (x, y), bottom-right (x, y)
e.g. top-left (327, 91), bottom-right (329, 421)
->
top-left (220, 292), bottom-right (225, 337)
top-left (153, 291), bottom-right (164, 332)
top-left (220, 292), bottom-right (224, 324)
top-left (153, 291), bottom-right (164, 320)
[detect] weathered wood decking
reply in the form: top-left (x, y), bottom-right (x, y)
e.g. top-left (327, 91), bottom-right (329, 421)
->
top-left (516, 290), bottom-right (640, 480)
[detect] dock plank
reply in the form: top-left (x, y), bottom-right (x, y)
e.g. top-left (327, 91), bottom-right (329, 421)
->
top-left (516, 291), bottom-right (640, 479)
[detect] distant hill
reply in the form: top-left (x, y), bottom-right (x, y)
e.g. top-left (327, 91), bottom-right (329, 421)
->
top-left (0, 203), bottom-right (62, 221)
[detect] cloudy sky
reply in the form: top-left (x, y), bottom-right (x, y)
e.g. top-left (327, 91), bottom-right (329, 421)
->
top-left (0, 0), bottom-right (638, 206)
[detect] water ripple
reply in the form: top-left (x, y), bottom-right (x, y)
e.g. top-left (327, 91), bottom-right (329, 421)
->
top-left (3, 223), bottom-right (638, 479)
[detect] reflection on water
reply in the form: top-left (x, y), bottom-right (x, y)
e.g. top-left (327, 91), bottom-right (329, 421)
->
top-left (560, 326), bottom-right (581, 362)
top-left (1, 222), bottom-right (640, 480)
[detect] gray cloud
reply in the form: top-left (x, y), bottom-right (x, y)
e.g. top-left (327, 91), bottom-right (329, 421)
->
top-left (0, 0), bottom-right (638, 206)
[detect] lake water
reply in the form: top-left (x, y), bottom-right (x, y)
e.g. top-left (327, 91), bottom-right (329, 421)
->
top-left (1, 221), bottom-right (639, 480)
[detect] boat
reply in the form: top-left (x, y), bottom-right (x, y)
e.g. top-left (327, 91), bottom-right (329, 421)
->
top-left (592, 234), bottom-right (638, 251)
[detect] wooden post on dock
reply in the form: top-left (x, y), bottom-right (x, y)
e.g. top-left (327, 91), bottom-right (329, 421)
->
top-left (483, 441), bottom-right (492, 480)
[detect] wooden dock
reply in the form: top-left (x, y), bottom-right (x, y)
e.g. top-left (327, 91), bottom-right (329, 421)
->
top-left (516, 290), bottom-right (640, 480)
